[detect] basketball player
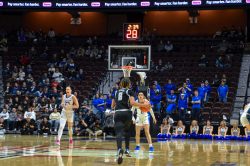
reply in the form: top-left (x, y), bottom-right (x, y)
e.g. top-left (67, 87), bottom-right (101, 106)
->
top-left (56, 86), bottom-right (79, 145)
top-left (240, 103), bottom-right (250, 130)
top-left (132, 92), bottom-right (156, 153)
top-left (112, 78), bottom-right (150, 164)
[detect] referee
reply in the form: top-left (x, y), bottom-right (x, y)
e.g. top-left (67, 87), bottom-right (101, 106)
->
top-left (111, 77), bottom-right (150, 164)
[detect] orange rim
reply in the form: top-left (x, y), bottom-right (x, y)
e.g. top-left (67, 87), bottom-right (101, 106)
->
top-left (121, 66), bottom-right (134, 70)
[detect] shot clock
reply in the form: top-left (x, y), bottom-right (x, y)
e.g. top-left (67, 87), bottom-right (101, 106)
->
top-left (123, 23), bottom-right (141, 41)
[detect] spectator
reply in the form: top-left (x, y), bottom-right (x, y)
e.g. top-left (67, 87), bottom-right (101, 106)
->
top-left (178, 82), bottom-right (192, 98)
top-left (224, 54), bottom-right (232, 68)
top-left (16, 68), bottom-right (25, 81)
top-left (215, 56), bottom-right (224, 69)
top-left (39, 117), bottom-right (51, 135)
top-left (84, 110), bottom-right (98, 130)
top-left (20, 82), bottom-right (28, 95)
top-left (11, 82), bottom-right (20, 95)
top-left (48, 64), bottom-right (56, 76)
top-left (58, 58), bottom-right (67, 69)
top-left (204, 80), bottom-right (211, 102)
top-left (203, 120), bottom-right (213, 135)
top-left (95, 94), bottom-right (106, 124)
top-left (21, 118), bottom-right (36, 135)
top-left (34, 87), bottom-right (43, 97)
top-left (150, 84), bottom-right (162, 113)
top-left (48, 28), bottom-right (55, 39)
top-left (92, 93), bottom-right (100, 115)
top-left (90, 119), bottom-right (103, 138)
top-left (185, 78), bottom-right (193, 97)
top-left (49, 108), bottom-right (60, 132)
top-left (197, 82), bottom-right (207, 105)
top-left (212, 74), bottom-right (220, 87)
top-left (24, 108), bottom-right (36, 121)
top-left (160, 118), bottom-right (171, 135)
top-left (174, 120), bottom-right (185, 135)
top-left (190, 120), bottom-right (199, 134)
top-left (67, 59), bottom-right (76, 76)
top-left (9, 108), bottom-right (18, 131)
top-left (157, 40), bottom-right (165, 52)
top-left (191, 90), bottom-right (201, 121)
top-left (164, 79), bottom-right (176, 96)
top-left (0, 118), bottom-right (5, 134)
top-left (178, 93), bottom-right (188, 122)
top-left (75, 119), bottom-right (88, 136)
top-left (0, 109), bottom-right (9, 130)
top-left (166, 90), bottom-right (177, 115)
top-left (4, 82), bottom-right (11, 95)
top-left (217, 81), bottom-right (228, 103)
top-left (3, 63), bottom-right (11, 77)
top-left (52, 68), bottom-right (63, 83)
top-left (28, 47), bottom-right (37, 57)
top-left (164, 41), bottom-right (173, 52)
top-left (49, 97), bottom-right (58, 111)
top-left (198, 54), bottom-right (208, 67)
top-left (231, 122), bottom-right (240, 137)
top-left (78, 69), bottom-right (85, 80)
top-left (29, 82), bottom-right (38, 94)
top-left (217, 120), bottom-right (228, 137)
top-left (155, 59), bottom-right (164, 72)
top-left (26, 74), bottom-right (34, 86)
top-left (0, 35), bottom-right (8, 52)
top-left (221, 74), bottom-right (227, 84)
top-left (77, 47), bottom-right (85, 57)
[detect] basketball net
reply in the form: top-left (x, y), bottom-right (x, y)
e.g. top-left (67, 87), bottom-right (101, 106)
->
top-left (121, 66), bottom-right (133, 78)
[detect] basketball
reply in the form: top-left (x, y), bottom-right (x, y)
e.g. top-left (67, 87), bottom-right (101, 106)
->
top-left (140, 100), bottom-right (151, 112)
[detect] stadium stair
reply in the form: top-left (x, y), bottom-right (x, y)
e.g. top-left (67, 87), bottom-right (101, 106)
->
top-left (231, 53), bottom-right (250, 124)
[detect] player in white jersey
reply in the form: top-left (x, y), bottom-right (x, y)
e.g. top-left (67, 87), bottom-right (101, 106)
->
top-left (132, 92), bottom-right (156, 153)
top-left (56, 86), bottom-right (79, 145)
top-left (240, 103), bottom-right (250, 130)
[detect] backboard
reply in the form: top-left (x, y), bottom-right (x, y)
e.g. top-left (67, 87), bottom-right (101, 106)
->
top-left (108, 45), bottom-right (151, 71)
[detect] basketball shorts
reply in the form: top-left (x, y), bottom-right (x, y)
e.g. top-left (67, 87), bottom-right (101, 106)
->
top-left (61, 109), bottom-right (74, 123)
top-left (136, 113), bottom-right (149, 126)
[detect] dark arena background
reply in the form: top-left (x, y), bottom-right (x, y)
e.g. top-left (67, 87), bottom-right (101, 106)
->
top-left (0, 1), bottom-right (250, 166)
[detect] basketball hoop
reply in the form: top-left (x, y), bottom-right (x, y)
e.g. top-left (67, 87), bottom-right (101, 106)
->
top-left (121, 66), bottom-right (134, 77)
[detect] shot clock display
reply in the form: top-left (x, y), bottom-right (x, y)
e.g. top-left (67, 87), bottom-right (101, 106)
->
top-left (123, 23), bottom-right (141, 41)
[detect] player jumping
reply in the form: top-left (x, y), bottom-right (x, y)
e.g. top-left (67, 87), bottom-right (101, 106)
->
top-left (240, 103), bottom-right (250, 130)
top-left (56, 86), bottom-right (79, 145)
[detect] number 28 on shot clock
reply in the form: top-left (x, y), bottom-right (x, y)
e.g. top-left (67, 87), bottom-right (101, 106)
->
top-left (123, 23), bottom-right (141, 41)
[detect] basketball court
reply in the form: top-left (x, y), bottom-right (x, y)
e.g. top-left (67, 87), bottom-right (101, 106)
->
top-left (0, 135), bottom-right (249, 166)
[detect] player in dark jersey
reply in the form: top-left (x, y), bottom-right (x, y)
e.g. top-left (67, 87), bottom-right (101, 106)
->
top-left (111, 77), bottom-right (150, 164)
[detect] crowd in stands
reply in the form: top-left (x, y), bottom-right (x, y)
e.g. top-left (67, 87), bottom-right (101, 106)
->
top-left (0, 26), bottom-right (246, 137)
top-left (0, 28), bottom-right (107, 136)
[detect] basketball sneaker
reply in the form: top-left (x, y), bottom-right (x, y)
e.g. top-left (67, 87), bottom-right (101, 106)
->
top-left (55, 139), bottom-right (60, 145)
top-left (134, 146), bottom-right (140, 151)
top-left (125, 149), bottom-right (131, 157)
top-left (117, 148), bottom-right (124, 165)
top-left (149, 146), bottom-right (154, 153)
